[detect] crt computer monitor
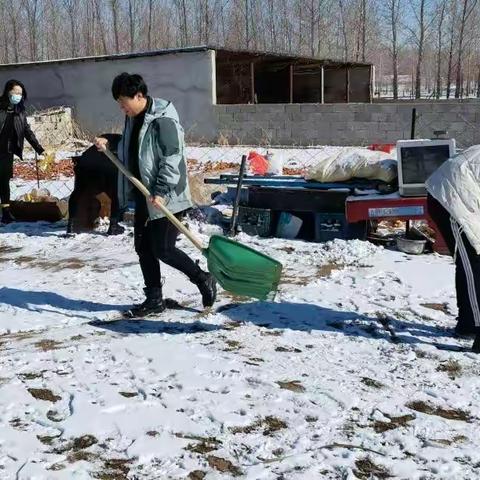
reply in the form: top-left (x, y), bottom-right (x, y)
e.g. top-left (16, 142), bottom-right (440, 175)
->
top-left (396, 139), bottom-right (456, 197)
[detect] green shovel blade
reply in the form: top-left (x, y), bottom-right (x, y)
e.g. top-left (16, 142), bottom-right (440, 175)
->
top-left (203, 235), bottom-right (283, 300)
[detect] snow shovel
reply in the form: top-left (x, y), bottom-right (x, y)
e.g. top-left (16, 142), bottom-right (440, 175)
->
top-left (102, 148), bottom-right (283, 300)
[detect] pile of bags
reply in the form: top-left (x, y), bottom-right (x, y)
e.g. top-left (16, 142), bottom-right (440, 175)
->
top-left (306, 147), bottom-right (397, 183)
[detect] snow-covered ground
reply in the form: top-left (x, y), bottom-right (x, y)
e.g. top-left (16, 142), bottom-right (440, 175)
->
top-left (0, 217), bottom-right (478, 480)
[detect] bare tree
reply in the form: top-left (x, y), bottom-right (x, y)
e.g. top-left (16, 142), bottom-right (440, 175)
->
top-left (94, 0), bottom-right (108, 55)
top-left (435, 0), bottom-right (447, 98)
top-left (455, 0), bottom-right (478, 98)
top-left (128, 0), bottom-right (136, 51)
top-left (0, 1), bottom-right (9, 63)
top-left (22, 0), bottom-right (40, 60)
top-left (147, 0), bottom-right (154, 49)
top-left (445, 0), bottom-right (458, 98)
top-left (384, 0), bottom-right (402, 99)
top-left (361, 0), bottom-right (367, 62)
top-left (407, 0), bottom-right (436, 99)
top-left (245, 0), bottom-right (250, 49)
top-left (9, 4), bottom-right (20, 63)
top-left (110, 0), bottom-right (121, 53)
top-left (62, 0), bottom-right (77, 57)
top-left (338, 0), bottom-right (349, 61)
top-left (174, 0), bottom-right (189, 46)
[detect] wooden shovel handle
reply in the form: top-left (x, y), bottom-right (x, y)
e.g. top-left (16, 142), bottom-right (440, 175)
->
top-left (102, 148), bottom-right (204, 251)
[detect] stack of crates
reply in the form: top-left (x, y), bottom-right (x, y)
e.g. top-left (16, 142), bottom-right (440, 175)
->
top-left (315, 213), bottom-right (366, 242)
top-left (237, 206), bottom-right (274, 237)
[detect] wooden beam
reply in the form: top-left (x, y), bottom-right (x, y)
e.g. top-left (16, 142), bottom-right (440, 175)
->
top-left (321, 66), bottom-right (325, 103)
top-left (346, 67), bottom-right (350, 103)
top-left (289, 64), bottom-right (294, 103)
top-left (369, 65), bottom-right (374, 103)
top-left (250, 62), bottom-right (255, 104)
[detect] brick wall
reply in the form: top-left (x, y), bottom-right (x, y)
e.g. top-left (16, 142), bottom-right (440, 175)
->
top-left (213, 101), bottom-right (480, 147)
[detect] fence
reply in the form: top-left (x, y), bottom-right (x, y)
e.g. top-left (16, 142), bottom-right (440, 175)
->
top-left (7, 104), bottom-right (480, 231)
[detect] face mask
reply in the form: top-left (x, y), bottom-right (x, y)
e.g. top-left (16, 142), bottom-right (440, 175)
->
top-left (9, 94), bottom-right (22, 105)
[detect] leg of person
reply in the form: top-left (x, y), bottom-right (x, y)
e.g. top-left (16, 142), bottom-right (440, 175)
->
top-left (450, 218), bottom-right (480, 337)
top-left (149, 213), bottom-right (217, 307)
top-left (106, 176), bottom-right (125, 236)
top-left (0, 153), bottom-right (14, 224)
top-left (426, 194), bottom-right (455, 252)
top-left (427, 195), bottom-right (471, 334)
top-left (127, 197), bottom-right (165, 317)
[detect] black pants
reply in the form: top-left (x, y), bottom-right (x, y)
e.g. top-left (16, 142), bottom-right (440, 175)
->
top-left (0, 152), bottom-right (13, 204)
top-left (428, 194), bottom-right (480, 332)
top-left (134, 197), bottom-right (201, 289)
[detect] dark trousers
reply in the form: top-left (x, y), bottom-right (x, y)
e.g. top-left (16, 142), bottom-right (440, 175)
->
top-left (134, 196), bottom-right (201, 289)
top-left (0, 152), bottom-right (13, 204)
top-left (428, 194), bottom-right (480, 332)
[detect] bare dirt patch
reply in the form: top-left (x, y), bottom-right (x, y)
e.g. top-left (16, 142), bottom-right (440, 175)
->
top-left (372, 414), bottom-right (416, 433)
top-left (436, 359), bottom-right (462, 379)
top-left (119, 391), bottom-right (138, 398)
top-left (421, 303), bottom-right (450, 314)
top-left (34, 339), bottom-right (63, 351)
top-left (28, 388), bottom-right (61, 402)
top-left (207, 455), bottom-right (242, 476)
top-left (406, 401), bottom-right (472, 422)
top-left (275, 345), bottom-right (302, 353)
top-left (277, 380), bottom-right (305, 393)
top-left (177, 433), bottom-right (222, 454)
top-left (230, 416), bottom-right (287, 436)
top-left (361, 377), bottom-right (384, 389)
top-left (354, 457), bottom-right (392, 479)
top-left (188, 471), bottom-right (206, 480)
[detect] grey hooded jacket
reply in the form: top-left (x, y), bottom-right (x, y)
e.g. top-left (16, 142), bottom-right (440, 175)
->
top-left (117, 97), bottom-right (193, 220)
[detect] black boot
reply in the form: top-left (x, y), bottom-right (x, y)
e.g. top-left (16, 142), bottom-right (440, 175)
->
top-left (193, 271), bottom-right (217, 308)
top-left (125, 287), bottom-right (165, 318)
top-left (107, 218), bottom-right (125, 236)
top-left (1, 207), bottom-right (15, 224)
top-left (473, 334), bottom-right (480, 353)
top-left (454, 320), bottom-right (477, 337)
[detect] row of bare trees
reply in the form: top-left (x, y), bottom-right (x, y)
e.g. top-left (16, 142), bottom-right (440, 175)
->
top-left (0, 0), bottom-right (479, 99)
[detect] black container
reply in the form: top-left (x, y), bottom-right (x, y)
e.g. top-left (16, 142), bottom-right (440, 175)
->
top-left (237, 206), bottom-right (274, 237)
top-left (315, 212), bottom-right (366, 242)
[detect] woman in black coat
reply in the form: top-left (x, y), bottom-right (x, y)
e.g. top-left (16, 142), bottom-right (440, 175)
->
top-left (0, 79), bottom-right (45, 224)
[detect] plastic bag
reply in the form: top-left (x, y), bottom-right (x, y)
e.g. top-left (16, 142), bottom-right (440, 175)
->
top-left (248, 151), bottom-right (268, 175)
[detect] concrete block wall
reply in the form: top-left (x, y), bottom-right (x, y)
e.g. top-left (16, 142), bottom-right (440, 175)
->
top-left (0, 50), bottom-right (217, 141)
top-left (213, 101), bottom-right (480, 147)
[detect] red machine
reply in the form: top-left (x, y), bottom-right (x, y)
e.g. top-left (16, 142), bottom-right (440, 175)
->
top-left (346, 193), bottom-right (449, 254)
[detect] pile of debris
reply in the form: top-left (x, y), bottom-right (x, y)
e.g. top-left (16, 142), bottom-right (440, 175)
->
top-left (14, 160), bottom-right (74, 181)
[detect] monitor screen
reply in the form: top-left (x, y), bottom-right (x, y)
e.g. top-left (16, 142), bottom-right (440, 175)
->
top-left (400, 144), bottom-right (451, 184)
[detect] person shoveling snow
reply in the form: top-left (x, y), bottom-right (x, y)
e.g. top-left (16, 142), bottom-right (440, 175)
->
top-left (95, 73), bottom-right (217, 317)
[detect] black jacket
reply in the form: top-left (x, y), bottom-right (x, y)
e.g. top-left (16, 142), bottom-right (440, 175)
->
top-left (0, 101), bottom-right (44, 158)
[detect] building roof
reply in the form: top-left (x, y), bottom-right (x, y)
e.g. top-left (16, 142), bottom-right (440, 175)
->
top-left (0, 45), bottom-right (372, 69)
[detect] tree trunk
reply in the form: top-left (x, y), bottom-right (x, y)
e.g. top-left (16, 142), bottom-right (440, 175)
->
top-left (245, 0), bottom-right (249, 48)
top-left (129, 0), bottom-right (135, 51)
top-left (339, 0), bottom-right (348, 61)
top-left (391, 0), bottom-right (399, 100)
top-left (95, 0), bottom-right (108, 55)
top-left (310, 0), bottom-right (315, 57)
top-left (10, 8), bottom-right (19, 63)
top-left (435, 1), bottom-right (446, 99)
top-left (455, 0), bottom-right (477, 98)
top-left (361, 0), bottom-right (366, 62)
top-left (111, 0), bottom-right (120, 53)
top-left (148, 0), bottom-right (153, 49)
top-left (476, 64), bottom-right (480, 97)
top-left (415, 0), bottom-right (426, 99)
